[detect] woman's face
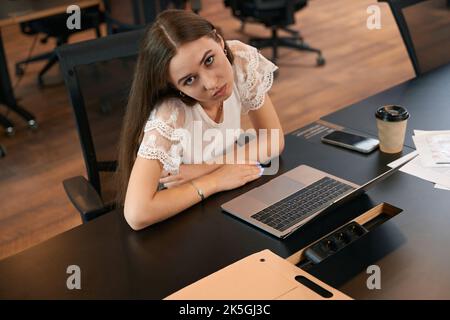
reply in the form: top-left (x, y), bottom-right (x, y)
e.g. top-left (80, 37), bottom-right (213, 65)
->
top-left (168, 35), bottom-right (234, 107)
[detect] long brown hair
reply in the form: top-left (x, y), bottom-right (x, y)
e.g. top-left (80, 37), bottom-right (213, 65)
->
top-left (115, 9), bottom-right (234, 205)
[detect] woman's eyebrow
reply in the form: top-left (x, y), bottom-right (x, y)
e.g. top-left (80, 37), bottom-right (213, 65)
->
top-left (177, 49), bottom-right (213, 84)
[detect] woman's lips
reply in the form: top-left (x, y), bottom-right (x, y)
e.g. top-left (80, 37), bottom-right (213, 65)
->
top-left (213, 84), bottom-right (227, 97)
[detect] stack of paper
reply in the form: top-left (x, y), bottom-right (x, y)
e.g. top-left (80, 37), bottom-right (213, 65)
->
top-left (388, 130), bottom-right (450, 190)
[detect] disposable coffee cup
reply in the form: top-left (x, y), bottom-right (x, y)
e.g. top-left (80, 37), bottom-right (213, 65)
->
top-left (375, 105), bottom-right (409, 153)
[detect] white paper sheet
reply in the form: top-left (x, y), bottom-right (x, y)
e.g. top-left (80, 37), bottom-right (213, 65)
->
top-left (388, 147), bottom-right (450, 189)
top-left (435, 184), bottom-right (450, 190)
top-left (412, 130), bottom-right (450, 167)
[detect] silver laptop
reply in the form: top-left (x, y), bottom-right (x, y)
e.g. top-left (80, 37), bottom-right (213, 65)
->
top-left (221, 155), bottom-right (417, 238)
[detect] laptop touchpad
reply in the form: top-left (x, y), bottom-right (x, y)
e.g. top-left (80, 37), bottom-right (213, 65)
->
top-left (249, 176), bottom-right (305, 206)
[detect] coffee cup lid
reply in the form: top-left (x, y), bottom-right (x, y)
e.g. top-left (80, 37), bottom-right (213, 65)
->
top-left (375, 105), bottom-right (409, 122)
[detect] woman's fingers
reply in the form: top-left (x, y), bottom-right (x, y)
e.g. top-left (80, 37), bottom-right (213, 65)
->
top-left (246, 164), bottom-right (263, 177)
top-left (163, 180), bottom-right (182, 189)
top-left (159, 175), bottom-right (183, 184)
top-left (244, 164), bottom-right (263, 174)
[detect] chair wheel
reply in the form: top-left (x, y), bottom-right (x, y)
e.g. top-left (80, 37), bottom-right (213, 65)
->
top-left (5, 126), bottom-right (15, 137)
top-left (317, 55), bottom-right (326, 66)
top-left (28, 119), bottom-right (38, 130)
top-left (16, 65), bottom-right (24, 76)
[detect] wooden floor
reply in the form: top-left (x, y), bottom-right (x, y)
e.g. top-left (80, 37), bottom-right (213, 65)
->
top-left (0, 0), bottom-right (414, 260)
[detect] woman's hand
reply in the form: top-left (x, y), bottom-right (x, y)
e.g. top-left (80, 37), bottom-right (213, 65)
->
top-left (208, 164), bottom-right (263, 192)
top-left (159, 163), bottom-right (221, 188)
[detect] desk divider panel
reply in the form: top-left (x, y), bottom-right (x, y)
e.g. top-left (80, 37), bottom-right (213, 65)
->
top-left (287, 202), bottom-right (403, 267)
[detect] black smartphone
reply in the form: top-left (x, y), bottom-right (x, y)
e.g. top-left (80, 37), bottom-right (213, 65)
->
top-left (321, 130), bottom-right (379, 154)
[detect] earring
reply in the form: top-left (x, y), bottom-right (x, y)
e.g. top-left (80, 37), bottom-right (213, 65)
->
top-left (179, 91), bottom-right (185, 97)
top-left (223, 49), bottom-right (228, 56)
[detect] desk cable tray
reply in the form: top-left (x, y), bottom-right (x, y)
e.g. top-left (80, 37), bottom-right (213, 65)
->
top-left (165, 202), bottom-right (402, 300)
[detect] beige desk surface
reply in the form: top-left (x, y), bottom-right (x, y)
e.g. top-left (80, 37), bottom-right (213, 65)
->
top-left (0, 0), bottom-right (101, 27)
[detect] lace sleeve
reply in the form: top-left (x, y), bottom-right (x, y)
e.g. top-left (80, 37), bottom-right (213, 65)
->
top-left (230, 40), bottom-right (279, 115)
top-left (137, 99), bottom-right (186, 174)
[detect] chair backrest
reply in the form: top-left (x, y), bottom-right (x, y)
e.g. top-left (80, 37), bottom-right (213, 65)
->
top-left (226, 0), bottom-right (307, 26)
top-left (102, 0), bottom-right (152, 34)
top-left (381, 0), bottom-right (450, 76)
top-left (102, 0), bottom-right (189, 34)
top-left (57, 29), bottom-right (145, 203)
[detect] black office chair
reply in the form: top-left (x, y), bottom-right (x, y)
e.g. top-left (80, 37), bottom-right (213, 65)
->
top-left (380, 0), bottom-right (450, 76)
top-left (103, 0), bottom-right (154, 34)
top-left (103, 0), bottom-right (201, 35)
top-left (175, 0), bottom-right (203, 13)
top-left (15, 6), bottom-right (102, 87)
top-left (56, 29), bottom-right (145, 223)
top-left (226, 0), bottom-right (325, 65)
top-left (0, 114), bottom-right (14, 136)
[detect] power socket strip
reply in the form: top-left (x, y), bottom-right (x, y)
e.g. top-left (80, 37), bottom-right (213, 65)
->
top-left (304, 221), bottom-right (368, 264)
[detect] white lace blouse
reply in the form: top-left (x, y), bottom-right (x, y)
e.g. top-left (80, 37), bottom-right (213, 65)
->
top-left (137, 40), bottom-right (278, 173)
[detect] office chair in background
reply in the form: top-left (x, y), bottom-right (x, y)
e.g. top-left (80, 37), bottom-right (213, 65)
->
top-left (380, 0), bottom-right (450, 76)
top-left (226, 0), bottom-right (325, 65)
top-left (165, 0), bottom-right (202, 13)
top-left (0, 114), bottom-right (14, 136)
top-left (103, 0), bottom-right (157, 34)
top-left (57, 29), bottom-right (144, 223)
top-left (15, 5), bottom-right (103, 87)
top-left (103, 0), bottom-right (202, 35)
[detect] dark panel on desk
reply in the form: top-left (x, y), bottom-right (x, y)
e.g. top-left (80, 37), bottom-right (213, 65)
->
top-left (322, 63), bottom-right (450, 148)
top-left (308, 172), bottom-right (450, 299)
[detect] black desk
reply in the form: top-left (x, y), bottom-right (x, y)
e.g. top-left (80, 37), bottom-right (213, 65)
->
top-left (322, 63), bottom-right (450, 148)
top-left (1, 63), bottom-right (450, 298)
top-left (2, 128), bottom-right (444, 299)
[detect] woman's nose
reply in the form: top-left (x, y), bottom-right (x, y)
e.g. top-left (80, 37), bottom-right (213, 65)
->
top-left (203, 74), bottom-right (219, 91)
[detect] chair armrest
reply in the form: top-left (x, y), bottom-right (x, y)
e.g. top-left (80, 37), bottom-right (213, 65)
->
top-left (63, 176), bottom-right (110, 223)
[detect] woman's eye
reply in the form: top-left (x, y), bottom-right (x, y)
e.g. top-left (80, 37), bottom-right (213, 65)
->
top-left (205, 55), bottom-right (214, 66)
top-left (185, 76), bottom-right (195, 86)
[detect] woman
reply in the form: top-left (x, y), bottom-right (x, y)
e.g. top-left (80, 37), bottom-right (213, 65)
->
top-left (116, 9), bottom-right (285, 230)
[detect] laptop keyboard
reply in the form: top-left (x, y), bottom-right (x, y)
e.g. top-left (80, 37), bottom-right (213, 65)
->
top-left (251, 177), bottom-right (355, 232)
